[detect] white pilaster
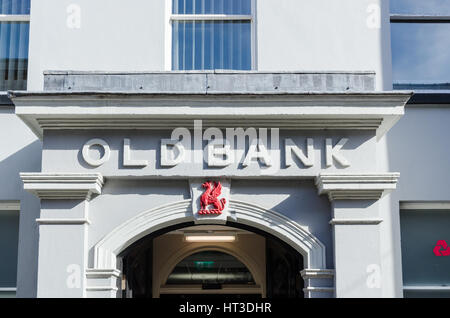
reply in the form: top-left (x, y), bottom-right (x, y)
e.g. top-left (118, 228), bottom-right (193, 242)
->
top-left (20, 172), bottom-right (105, 298)
top-left (316, 173), bottom-right (399, 298)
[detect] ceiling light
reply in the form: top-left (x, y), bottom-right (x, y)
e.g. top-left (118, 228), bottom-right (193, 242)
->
top-left (184, 233), bottom-right (236, 242)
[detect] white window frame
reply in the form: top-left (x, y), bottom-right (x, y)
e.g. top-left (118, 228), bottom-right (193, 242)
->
top-left (0, 201), bottom-right (20, 298)
top-left (165, 0), bottom-right (257, 71)
top-left (400, 201), bottom-right (450, 297)
top-left (0, 14), bottom-right (29, 22)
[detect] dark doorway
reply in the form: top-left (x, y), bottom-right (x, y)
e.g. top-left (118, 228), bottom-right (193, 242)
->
top-left (120, 222), bottom-right (304, 298)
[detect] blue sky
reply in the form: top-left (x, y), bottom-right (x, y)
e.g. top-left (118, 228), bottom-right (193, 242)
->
top-left (390, 0), bottom-right (450, 83)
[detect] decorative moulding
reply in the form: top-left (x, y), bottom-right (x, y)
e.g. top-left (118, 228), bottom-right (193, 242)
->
top-left (10, 91), bottom-right (412, 140)
top-left (20, 173), bottom-right (104, 200)
top-left (300, 269), bottom-right (335, 298)
top-left (300, 269), bottom-right (335, 279)
top-left (36, 218), bottom-right (91, 225)
top-left (189, 178), bottom-right (231, 225)
top-left (93, 199), bottom-right (327, 271)
top-left (85, 268), bottom-right (121, 279)
top-left (328, 218), bottom-right (383, 225)
top-left (85, 268), bottom-right (121, 295)
top-left (315, 173), bottom-right (400, 201)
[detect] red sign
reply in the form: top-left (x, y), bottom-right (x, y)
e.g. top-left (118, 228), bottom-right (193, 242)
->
top-left (198, 181), bottom-right (226, 215)
top-left (433, 240), bottom-right (450, 256)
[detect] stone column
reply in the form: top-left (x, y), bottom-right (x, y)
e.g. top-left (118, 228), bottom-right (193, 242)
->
top-left (315, 173), bottom-right (399, 298)
top-left (21, 173), bottom-right (104, 298)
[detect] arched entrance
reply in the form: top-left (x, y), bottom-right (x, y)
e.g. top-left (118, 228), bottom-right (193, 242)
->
top-left (90, 199), bottom-right (330, 298)
top-left (120, 224), bottom-right (305, 298)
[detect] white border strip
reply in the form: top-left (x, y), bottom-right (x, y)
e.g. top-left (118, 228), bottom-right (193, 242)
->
top-left (329, 218), bottom-right (383, 225)
top-left (0, 14), bottom-right (30, 22)
top-left (404, 285), bottom-right (450, 291)
top-left (303, 287), bottom-right (335, 293)
top-left (85, 286), bottom-right (118, 291)
top-left (164, 0), bottom-right (172, 71)
top-left (170, 14), bottom-right (252, 21)
top-left (36, 218), bottom-right (91, 225)
top-left (400, 201), bottom-right (450, 210)
top-left (0, 287), bottom-right (17, 292)
top-left (0, 201), bottom-right (20, 211)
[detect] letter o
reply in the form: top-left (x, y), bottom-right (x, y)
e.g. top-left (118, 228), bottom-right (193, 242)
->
top-left (82, 138), bottom-right (111, 167)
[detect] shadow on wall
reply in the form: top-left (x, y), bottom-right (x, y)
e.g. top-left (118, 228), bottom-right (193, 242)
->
top-left (230, 179), bottom-right (333, 269)
top-left (386, 108), bottom-right (450, 199)
top-left (0, 139), bottom-right (42, 298)
top-left (0, 140), bottom-right (42, 199)
top-left (99, 179), bottom-right (190, 199)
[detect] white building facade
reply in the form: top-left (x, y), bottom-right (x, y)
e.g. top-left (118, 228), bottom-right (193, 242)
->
top-left (0, 0), bottom-right (449, 298)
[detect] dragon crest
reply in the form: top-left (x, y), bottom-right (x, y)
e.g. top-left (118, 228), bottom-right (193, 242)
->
top-left (198, 181), bottom-right (226, 215)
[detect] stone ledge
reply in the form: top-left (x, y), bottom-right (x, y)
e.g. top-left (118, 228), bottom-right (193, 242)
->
top-left (42, 71), bottom-right (376, 93)
top-left (300, 269), bottom-right (335, 279)
top-left (20, 173), bottom-right (104, 200)
top-left (10, 91), bottom-right (411, 140)
top-left (315, 173), bottom-right (400, 201)
top-left (86, 268), bottom-right (121, 279)
top-left (329, 218), bottom-right (383, 225)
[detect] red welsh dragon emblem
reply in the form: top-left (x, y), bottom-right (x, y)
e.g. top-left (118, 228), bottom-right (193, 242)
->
top-left (198, 181), bottom-right (226, 215)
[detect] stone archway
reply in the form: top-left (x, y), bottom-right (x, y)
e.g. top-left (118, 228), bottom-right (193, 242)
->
top-left (87, 199), bottom-right (332, 297)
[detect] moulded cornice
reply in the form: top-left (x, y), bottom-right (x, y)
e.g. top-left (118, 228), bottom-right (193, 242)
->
top-left (85, 268), bottom-right (121, 279)
top-left (315, 173), bottom-right (400, 201)
top-left (20, 173), bottom-right (104, 200)
top-left (9, 91), bottom-right (412, 140)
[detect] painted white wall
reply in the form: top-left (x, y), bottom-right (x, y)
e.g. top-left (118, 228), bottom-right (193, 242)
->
top-left (0, 107), bottom-right (42, 297)
top-left (27, 0), bottom-right (392, 91)
top-left (27, 0), bottom-right (166, 90)
top-left (257, 0), bottom-right (392, 90)
top-left (375, 105), bottom-right (450, 297)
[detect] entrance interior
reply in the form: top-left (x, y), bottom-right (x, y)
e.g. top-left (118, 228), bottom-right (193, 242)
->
top-left (119, 222), bottom-right (304, 298)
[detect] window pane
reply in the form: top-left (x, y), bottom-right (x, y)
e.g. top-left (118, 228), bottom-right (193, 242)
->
top-left (400, 210), bottom-right (450, 287)
top-left (404, 290), bottom-right (450, 298)
top-left (391, 0), bottom-right (450, 15)
top-left (0, 22), bottom-right (29, 90)
top-left (391, 23), bottom-right (450, 83)
top-left (166, 251), bottom-right (255, 285)
top-left (173, 0), bottom-right (251, 15)
top-left (0, 211), bottom-right (19, 288)
top-left (0, 0), bottom-right (30, 15)
top-left (172, 20), bottom-right (251, 70)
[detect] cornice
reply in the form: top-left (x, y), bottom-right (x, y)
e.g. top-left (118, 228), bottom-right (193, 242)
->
top-left (20, 173), bottom-right (104, 200)
top-left (315, 173), bottom-right (400, 201)
top-left (85, 268), bottom-right (121, 279)
top-left (10, 91), bottom-right (411, 140)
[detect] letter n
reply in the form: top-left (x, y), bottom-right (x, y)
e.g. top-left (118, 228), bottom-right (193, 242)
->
top-left (285, 138), bottom-right (314, 167)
